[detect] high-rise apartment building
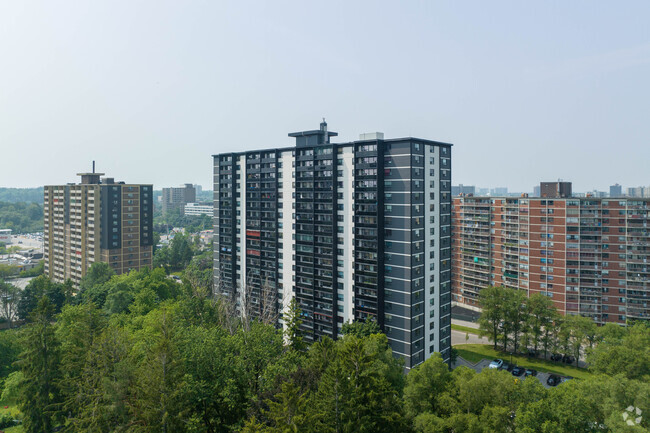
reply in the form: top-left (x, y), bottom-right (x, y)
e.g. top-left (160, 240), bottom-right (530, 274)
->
top-left (213, 122), bottom-right (452, 368)
top-left (452, 195), bottom-right (650, 324)
top-left (44, 171), bottom-right (153, 285)
top-left (610, 184), bottom-right (623, 197)
top-left (540, 181), bottom-right (572, 198)
top-left (162, 184), bottom-right (196, 214)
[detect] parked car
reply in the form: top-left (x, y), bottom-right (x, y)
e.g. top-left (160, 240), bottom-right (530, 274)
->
top-left (562, 355), bottom-right (575, 364)
top-left (547, 375), bottom-right (562, 386)
top-left (511, 366), bottom-right (525, 377)
top-left (525, 369), bottom-right (538, 377)
top-left (489, 359), bottom-right (504, 369)
top-left (561, 376), bottom-right (573, 383)
top-left (550, 353), bottom-right (563, 362)
top-left (499, 362), bottom-right (511, 371)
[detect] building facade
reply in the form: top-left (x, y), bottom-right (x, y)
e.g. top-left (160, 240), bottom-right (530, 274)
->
top-left (162, 184), bottom-right (196, 214)
top-left (184, 202), bottom-right (213, 217)
top-left (452, 195), bottom-right (650, 324)
top-left (610, 184), bottom-right (623, 197)
top-left (0, 229), bottom-right (11, 244)
top-left (44, 172), bottom-right (153, 285)
top-left (540, 181), bottom-right (572, 198)
top-left (213, 122), bottom-right (452, 368)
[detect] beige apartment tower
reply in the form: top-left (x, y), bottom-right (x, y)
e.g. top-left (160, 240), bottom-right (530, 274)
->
top-left (44, 170), bottom-right (154, 285)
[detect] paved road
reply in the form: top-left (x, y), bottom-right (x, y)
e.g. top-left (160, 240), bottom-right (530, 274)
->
top-left (452, 329), bottom-right (489, 345)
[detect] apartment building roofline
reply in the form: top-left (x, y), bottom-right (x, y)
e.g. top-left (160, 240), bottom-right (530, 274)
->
top-left (211, 136), bottom-right (453, 158)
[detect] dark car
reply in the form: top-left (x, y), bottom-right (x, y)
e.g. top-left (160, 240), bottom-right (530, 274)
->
top-left (550, 353), bottom-right (563, 362)
top-left (547, 374), bottom-right (562, 386)
top-left (499, 362), bottom-right (510, 371)
top-left (562, 355), bottom-right (575, 364)
top-left (511, 366), bottom-right (525, 377)
top-left (525, 369), bottom-right (537, 377)
top-left (561, 376), bottom-right (573, 383)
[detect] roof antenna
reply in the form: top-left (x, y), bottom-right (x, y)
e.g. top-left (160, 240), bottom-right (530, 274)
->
top-left (92, 160), bottom-right (96, 174)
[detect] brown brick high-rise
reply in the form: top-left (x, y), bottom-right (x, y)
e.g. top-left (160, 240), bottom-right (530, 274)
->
top-left (453, 196), bottom-right (650, 324)
top-left (44, 171), bottom-right (154, 286)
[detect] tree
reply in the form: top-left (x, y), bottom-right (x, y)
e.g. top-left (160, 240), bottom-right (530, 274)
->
top-left (0, 328), bottom-right (21, 380)
top-left (16, 275), bottom-right (67, 320)
top-left (17, 297), bottom-right (62, 433)
top-left (0, 279), bottom-right (19, 327)
top-left (587, 322), bottom-right (650, 380)
top-left (403, 353), bottom-right (452, 419)
top-left (78, 262), bottom-right (115, 300)
top-left (526, 293), bottom-right (556, 354)
top-left (341, 317), bottom-right (381, 338)
top-left (130, 307), bottom-right (187, 433)
top-left (55, 303), bottom-right (107, 427)
top-left (311, 334), bottom-right (407, 433)
top-left (283, 297), bottom-right (306, 352)
top-left (1, 370), bottom-right (23, 403)
top-left (478, 286), bottom-right (506, 350)
top-left (502, 289), bottom-right (527, 354)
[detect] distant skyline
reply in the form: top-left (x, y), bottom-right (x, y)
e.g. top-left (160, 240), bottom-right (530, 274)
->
top-left (1, 1), bottom-right (649, 191)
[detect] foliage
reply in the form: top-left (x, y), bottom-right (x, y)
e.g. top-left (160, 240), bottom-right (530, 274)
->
top-left (0, 188), bottom-right (44, 204)
top-left (340, 317), bottom-right (381, 338)
top-left (6, 265), bottom-right (650, 433)
top-left (153, 233), bottom-right (197, 272)
top-left (0, 329), bottom-right (22, 381)
top-left (0, 280), bottom-right (19, 326)
top-left (18, 261), bottom-right (44, 278)
top-left (0, 201), bottom-right (43, 233)
top-left (17, 297), bottom-right (62, 433)
top-left (16, 276), bottom-right (69, 320)
top-left (587, 322), bottom-right (650, 381)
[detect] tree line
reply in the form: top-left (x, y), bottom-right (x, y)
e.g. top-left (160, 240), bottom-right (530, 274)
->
top-left (0, 270), bottom-right (649, 432)
top-left (478, 286), bottom-right (604, 364)
top-left (0, 201), bottom-right (43, 233)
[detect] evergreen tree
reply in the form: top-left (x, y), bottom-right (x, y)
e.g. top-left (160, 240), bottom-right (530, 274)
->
top-left (18, 296), bottom-right (63, 433)
top-left (283, 297), bottom-right (306, 352)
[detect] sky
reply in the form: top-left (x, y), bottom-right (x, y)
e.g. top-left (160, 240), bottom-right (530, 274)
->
top-left (1, 1), bottom-right (649, 192)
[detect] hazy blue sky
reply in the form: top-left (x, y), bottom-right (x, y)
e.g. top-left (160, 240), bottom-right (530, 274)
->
top-left (1, 1), bottom-right (649, 192)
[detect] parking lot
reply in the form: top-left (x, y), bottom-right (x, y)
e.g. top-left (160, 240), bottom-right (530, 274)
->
top-left (453, 357), bottom-right (572, 389)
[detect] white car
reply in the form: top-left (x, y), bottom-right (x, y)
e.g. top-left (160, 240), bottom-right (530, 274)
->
top-left (488, 359), bottom-right (504, 369)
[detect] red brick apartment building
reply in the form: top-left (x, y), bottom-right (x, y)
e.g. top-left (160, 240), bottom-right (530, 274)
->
top-left (452, 196), bottom-right (650, 324)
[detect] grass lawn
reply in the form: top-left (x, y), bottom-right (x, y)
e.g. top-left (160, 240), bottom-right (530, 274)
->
top-left (454, 344), bottom-right (592, 379)
top-left (451, 324), bottom-right (481, 335)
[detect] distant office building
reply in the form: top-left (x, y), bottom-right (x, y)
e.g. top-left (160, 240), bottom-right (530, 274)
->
top-left (452, 184), bottom-right (476, 196)
top-left (490, 187), bottom-right (508, 196)
top-left (184, 202), bottom-right (213, 217)
top-left (214, 121), bottom-right (453, 368)
top-left (194, 184), bottom-right (203, 195)
top-left (627, 187), bottom-right (650, 198)
top-left (44, 170), bottom-right (153, 285)
top-left (540, 181), bottom-right (572, 198)
top-left (533, 186), bottom-right (541, 197)
top-left (162, 184), bottom-right (196, 214)
top-left (610, 184), bottom-right (623, 197)
top-left (452, 195), bottom-right (650, 324)
top-left (0, 229), bottom-right (11, 244)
